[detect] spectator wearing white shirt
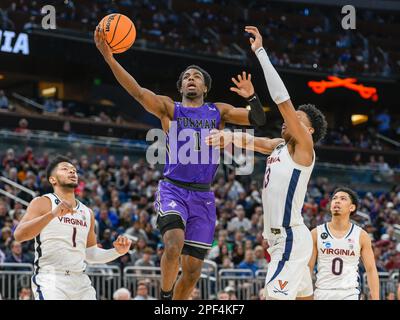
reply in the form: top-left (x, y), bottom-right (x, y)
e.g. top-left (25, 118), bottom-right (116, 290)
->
top-left (227, 205), bottom-right (251, 233)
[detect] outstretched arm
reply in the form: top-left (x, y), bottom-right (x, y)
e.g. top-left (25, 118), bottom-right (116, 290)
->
top-left (216, 72), bottom-right (266, 127)
top-left (205, 129), bottom-right (283, 154)
top-left (245, 26), bottom-right (313, 153)
top-left (85, 210), bottom-right (131, 264)
top-left (94, 26), bottom-right (173, 119)
top-left (360, 230), bottom-right (380, 300)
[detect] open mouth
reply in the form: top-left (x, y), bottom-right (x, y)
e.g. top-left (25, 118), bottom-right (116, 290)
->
top-left (188, 84), bottom-right (196, 89)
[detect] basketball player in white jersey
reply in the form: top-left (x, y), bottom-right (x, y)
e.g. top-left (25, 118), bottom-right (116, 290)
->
top-left (206, 26), bottom-right (327, 300)
top-left (14, 156), bottom-right (132, 300)
top-left (308, 187), bottom-right (379, 300)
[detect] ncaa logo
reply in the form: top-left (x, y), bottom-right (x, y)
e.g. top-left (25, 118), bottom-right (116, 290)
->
top-left (55, 199), bottom-right (60, 205)
top-left (324, 242), bottom-right (332, 248)
top-left (321, 232), bottom-right (328, 240)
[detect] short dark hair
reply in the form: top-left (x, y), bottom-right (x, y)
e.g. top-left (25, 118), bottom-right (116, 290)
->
top-left (332, 187), bottom-right (359, 214)
top-left (298, 104), bottom-right (328, 143)
top-left (46, 155), bottom-right (73, 181)
top-left (176, 65), bottom-right (212, 97)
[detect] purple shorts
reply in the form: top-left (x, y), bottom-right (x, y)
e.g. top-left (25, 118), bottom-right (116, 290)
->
top-left (154, 180), bottom-right (216, 250)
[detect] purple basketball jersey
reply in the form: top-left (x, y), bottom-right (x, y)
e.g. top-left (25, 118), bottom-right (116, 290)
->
top-left (163, 102), bottom-right (221, 184)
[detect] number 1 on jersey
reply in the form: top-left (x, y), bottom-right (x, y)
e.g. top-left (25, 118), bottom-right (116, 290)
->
top-left (193, 132), bottom-right (201, 151)
top-left (72, 227), bottom-right (77, 247)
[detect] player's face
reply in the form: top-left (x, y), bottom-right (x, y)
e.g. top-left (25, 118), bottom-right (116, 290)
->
top-left (281, 110), bottom-right (314, 142)
top-left (330, 191), bottom-right (355, 217)
top-left (181, 69), bottom-right (207, 99)
top-left (52, 162), bottom-right (78, 188)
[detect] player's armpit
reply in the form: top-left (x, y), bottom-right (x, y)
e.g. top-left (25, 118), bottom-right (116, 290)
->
top-left (135, 89), bottom-right (174, 119)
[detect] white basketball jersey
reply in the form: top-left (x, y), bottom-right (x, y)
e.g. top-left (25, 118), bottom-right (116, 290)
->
top-left (33, 193), bottom-right (91, 274)
top-left (262, 143), bottom-right (315, 238)
top-left (315, 223), bottom-right (361, 290)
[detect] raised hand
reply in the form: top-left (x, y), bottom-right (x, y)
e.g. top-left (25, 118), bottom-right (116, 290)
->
top-left (94, 25), bottom-right (113, 61)
top-left (113, 235), bottom-right (132, 255)
top-left (230, 71), bottom-right (255, 99)
top-left (245, 26), bottom-right (263, 52)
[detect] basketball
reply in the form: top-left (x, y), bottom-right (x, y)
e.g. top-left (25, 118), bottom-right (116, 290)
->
top-left (99, 14), bottom-right (136, 54)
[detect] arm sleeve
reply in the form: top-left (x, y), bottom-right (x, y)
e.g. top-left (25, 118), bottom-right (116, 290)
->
top-left (85, 245), bottom-right (122, 264)
top-left (255, 47), bottom-right (290, 105)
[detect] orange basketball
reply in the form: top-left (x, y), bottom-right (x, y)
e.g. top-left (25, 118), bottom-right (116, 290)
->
top-left (99, 14), bottom-right (136, 54)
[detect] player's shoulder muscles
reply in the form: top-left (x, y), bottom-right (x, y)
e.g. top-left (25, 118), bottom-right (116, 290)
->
top-left (359, 229), bottom-right (372, 248)
top-left (23, 196), bottom-right (52, 221)
top-left (158, 95), bottom-right (175, 119)
top-left (138, 90), bottom-right (174, 119)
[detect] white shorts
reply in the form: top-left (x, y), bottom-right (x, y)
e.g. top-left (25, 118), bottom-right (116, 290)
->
top-left (31, 272), bottom-right (96, 300)
top-left (314, 288), bottom-right (360, 300)
top-left (264, 224), bottom-right (313, 300)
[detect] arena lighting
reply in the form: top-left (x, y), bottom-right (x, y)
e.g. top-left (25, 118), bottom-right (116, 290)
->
top-left (351, 114), bottom-right (368, 126)
top-left (308, 76), bottom-right (378, 101)
top-left (0, 74), bottom-right (4, 80)
top-left (41, 87), bottom-right (57, 96)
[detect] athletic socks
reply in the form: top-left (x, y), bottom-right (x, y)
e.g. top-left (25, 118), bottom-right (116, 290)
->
top-left (160, 289), bottom-right (173, 300)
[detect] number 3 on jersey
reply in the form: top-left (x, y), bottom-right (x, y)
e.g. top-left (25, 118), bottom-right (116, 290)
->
top-left (264, 167), bottom-right (271, 189)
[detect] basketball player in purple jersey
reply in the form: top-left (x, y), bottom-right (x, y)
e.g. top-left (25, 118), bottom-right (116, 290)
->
top-left (95, 27), bottom-right (266, 299)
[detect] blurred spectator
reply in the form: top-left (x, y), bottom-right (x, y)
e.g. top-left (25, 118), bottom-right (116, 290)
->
top-left (0, 90), bottom-right (9, 110)
top-left (126, 221), bottom-right (149, 242)
top-left (113, 288), bottom-right (132, 300)
top-left (0, 226), bottom-right (13, 252)
top-left (189, 287), bottom-right (201, 300)
top-left (130, 238), bottom-right (147, 264)
top-left (18, 287), bottom-right (32, 300)
top-left (5, 241), bottom-right (31, 263)
top-left (238, 249), bottom-right (259, 275)
top-left (152, 243), bottom-right (164, 267)
top-left (227, 205), bottom-right (251, 233)
top-left (133, 283), bottom-right (156, 300)
top-left (100, 229), bottom-right (113, 249)
top-left (217, 290), bottom-right (229, 300)
top-left (14, 118), bottom-right (31, 135)
top-left (254, 245), bottom-right (268, 269)
top-left (375, 109), bottom-right (391, 136)
top-left (134, 247), bottom-right (155, 269)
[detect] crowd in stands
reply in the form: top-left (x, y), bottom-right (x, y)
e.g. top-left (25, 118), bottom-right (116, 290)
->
top-left (0, 148), bottom-right (399, 299)
top-left (0, 0), bottom-right (399, 76)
